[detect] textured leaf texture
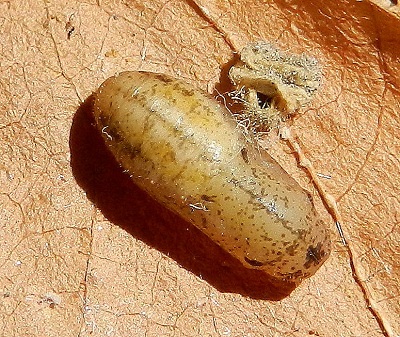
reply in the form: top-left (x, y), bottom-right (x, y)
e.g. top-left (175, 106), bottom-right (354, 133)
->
top-left (0, 0), bottom-right (399, 336)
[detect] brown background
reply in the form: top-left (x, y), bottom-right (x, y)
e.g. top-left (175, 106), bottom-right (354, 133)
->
top-left (1, 0), bottom-right (399, 336)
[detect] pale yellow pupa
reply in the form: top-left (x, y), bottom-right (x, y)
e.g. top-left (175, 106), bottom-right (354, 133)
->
top-left (93, 71), bottom-right (330, 283)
